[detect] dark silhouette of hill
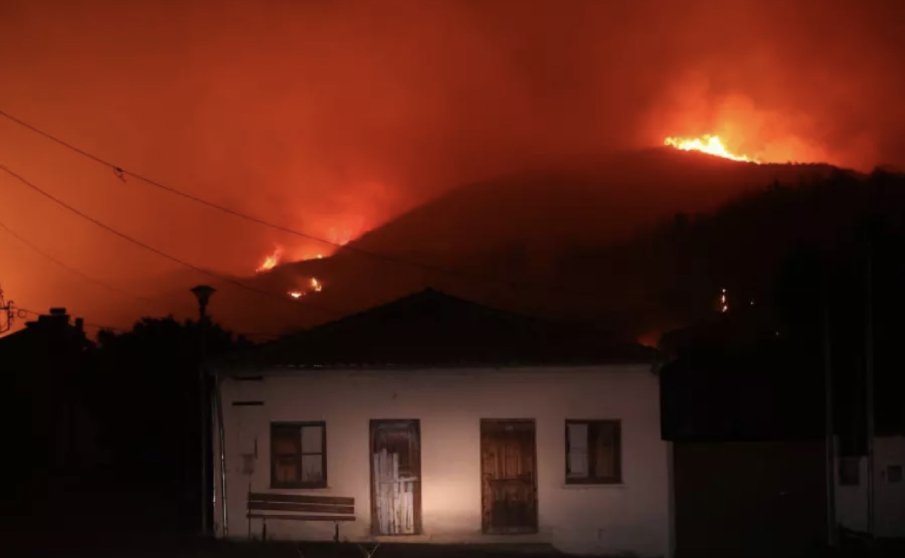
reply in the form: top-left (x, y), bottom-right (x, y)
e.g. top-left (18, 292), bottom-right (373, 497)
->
top-left (220, 148), bottom-right (843, 336)
top-left (348, 148), bottom-right (839, 259)
top-left (577, 167), bottom-right (905, 338)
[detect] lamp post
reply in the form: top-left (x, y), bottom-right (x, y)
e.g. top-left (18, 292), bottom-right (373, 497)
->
top-left (191, 285), bottom-right (215, 535)
top-left (191, 285), bottom-right (216, 322)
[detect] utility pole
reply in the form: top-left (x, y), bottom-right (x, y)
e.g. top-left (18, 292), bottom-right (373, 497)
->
top-left (0, 284), bottom-right (18, 334)
top-left (864, 247), bottom-right (876, 538)
top-left (822, 276), bottom-right (837, 547)
top-left (191, 285), bottom-right (216, 536)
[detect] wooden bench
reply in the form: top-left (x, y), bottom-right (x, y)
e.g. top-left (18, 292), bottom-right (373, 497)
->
top-left (247, 492), bottom-right (356, 542)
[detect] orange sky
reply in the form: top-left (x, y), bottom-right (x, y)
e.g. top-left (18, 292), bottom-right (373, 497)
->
top-left (2, 0), bottom-right (905, 333)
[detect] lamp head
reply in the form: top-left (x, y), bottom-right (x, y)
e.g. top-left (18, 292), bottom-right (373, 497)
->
top-left (190, 284), bottom-right (216, 319)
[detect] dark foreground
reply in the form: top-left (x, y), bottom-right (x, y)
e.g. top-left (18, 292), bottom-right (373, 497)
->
top-left (10, 521), bottom-right (905, 558)
top-left (17, 538), bottom-right (568, 558)
top-left (8, 479), bottom-right (904, 558)
top-left (10, 537), bottom-right (905, 558)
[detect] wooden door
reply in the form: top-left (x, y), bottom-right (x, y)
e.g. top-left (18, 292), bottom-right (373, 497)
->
top-left (370, 420), bottom-right (421, 535)
top-left (481, 419), bottom-right (538, 533)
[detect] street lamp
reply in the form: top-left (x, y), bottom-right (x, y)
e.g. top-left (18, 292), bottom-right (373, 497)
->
top-left (191, 285), bottom-right (215, 535)
top-left (191, 284), bottom-right (216, 322)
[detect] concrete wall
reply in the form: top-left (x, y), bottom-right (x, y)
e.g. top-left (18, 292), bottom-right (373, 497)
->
top-left (213, 365), bottom-right (671, 557)
top-left (835, 435), bottom-right (905, 538)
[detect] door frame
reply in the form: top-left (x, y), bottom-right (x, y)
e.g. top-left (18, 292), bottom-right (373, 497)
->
top-left (480, 418), bottom-right (539, 534)
top-left (369, 419), bottom-right (422, 535)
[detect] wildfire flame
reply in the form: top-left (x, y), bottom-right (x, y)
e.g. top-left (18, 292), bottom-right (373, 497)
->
top-left (664, 135), bottom-right (756, 163)
top-left (286, 277), bottom-right (324, 300)
top-left (256, 246), bottom-right (283, 273)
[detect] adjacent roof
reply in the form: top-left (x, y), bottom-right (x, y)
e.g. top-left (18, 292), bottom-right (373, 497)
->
top-left (0, 307), bottom-right (91, 354)
top-left (222, 288), bottom-right (655, 368)
top-left (659, 312), bottom-right (825, 442)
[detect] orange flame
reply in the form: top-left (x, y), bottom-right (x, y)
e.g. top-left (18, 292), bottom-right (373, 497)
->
top-left (310, 277), bottom-right (323, 292)
top-left (664, 135), bottom-right (756, 163)
top-left (256, 246), bottom-right (283, 273)
top-left (287, 277), bottom-right (323, 299)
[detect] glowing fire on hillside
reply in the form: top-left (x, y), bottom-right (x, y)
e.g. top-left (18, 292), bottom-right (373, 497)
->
top-left (664, 135), bottom-right (757, 163)
top-left (256, 246), bottom-right (283, 273)
top-left (286, 277), bottom-right (324, 300)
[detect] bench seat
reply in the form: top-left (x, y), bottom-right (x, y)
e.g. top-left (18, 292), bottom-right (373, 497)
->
top-left (247, 492), bottom-right (356, 541)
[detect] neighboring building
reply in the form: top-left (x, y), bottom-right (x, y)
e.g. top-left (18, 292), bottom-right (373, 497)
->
top-left (0, 308), bottom-right (98, 487)
top-left (659, 315), bottom-right (830, 558)
top-left (835, 436), bottom-right (905, 538)
top-left (660, 309), bottom-right (905, 556)
top-left (212, 289), bottom-right (671, 557)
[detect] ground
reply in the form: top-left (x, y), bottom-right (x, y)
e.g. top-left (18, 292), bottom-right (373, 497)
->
top-left (8, 476), bottom-right (904, 558)
top-left (13, 534), bottom-right (905, 558)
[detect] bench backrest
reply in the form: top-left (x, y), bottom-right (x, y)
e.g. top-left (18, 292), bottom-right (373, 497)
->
top-left (247, 492), bottom-right (355, 522)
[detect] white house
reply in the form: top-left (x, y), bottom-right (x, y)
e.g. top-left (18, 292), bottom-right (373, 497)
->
top-left (835, 435), bottom-right (905, 538)
top-left (211, 289), bottom-right (672, 557)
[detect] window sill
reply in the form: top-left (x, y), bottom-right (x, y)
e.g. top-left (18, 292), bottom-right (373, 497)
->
top-left (561, 482), bottom-right (625, 489)
top-left (269, 484), bottom-right (329, 490)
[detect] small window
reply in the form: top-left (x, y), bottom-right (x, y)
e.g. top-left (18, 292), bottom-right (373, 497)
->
top-left (566, 420), bottom-right (621, 484)
top-left (888, 465), bottom-right (903, 484)
top-left (839, 457), bottom-right (860, 486)
top-left (271, 422), bottom-right (326, 488)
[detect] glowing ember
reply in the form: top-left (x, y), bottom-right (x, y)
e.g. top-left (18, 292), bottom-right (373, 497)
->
top-left (664, 135), bottom-right (756, 163)
top-left (286, 277), bottom-right (323, 299)
top-left (256, 246), bottom-right (283, 273)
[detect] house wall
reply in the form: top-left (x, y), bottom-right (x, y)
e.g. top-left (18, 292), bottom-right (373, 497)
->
top-left (835, 435), bottom-right (905, 538)
top-left (213, 365), bottom-right (670, 557)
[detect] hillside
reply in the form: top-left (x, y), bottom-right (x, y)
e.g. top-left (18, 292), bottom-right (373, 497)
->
top-left (154, 149), bottom-right (863, 339)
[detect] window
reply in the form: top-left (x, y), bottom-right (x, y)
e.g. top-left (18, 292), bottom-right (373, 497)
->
top-left (839, 457), bottom-right (860, 486)
top-left (565, 420), bottom-right (621, 484)
top-left (271, 422), bottom-right (326, 488)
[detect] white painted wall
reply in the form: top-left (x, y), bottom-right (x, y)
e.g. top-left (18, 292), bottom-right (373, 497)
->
top-left (835, 454), bottom-right (869, 533)
top-left (835, 435), bottom-right (905, 538)
top-left (213, 365), bottom-right (671, 557)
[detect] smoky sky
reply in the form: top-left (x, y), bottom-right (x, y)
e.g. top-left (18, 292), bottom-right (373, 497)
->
top-left (1, 0), bottom-right (904, 330)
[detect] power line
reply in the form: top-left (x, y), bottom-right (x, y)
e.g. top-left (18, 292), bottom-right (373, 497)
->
top-left (0, 108), bottom-right (597, 299)
top-left (0, 164), bottom-right (342, 317)
top-left (0, 219), bottom-right (289, 341)
top-left (2, 212), bottom-right (308, 341)
top-left (0, 108), bottom-right (410, 254)
top-left (0, 217), bottom-right (156, 307)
